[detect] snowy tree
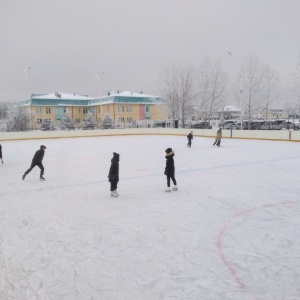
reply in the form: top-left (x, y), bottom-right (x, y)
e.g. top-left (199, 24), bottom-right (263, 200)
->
top-left (61, 110), bottom-right (75, 130)
top-left (196, 59), bottom-right (227, 127)
top-left (101, 113), bottom-right (113, 129)
top-left (7, 105), bottom-right (30, 131)
top-left (0, 102), bottom-right (10, 120)
top-left (83, 112), bottom-right (95, 130)
top-left (262, 65), bottom-right (279, 120)
top-left (41, 119), bottom-right (56, 131)
top-left (160, 64), bottom-right (195, 127)
top-left (235, 55), bottom-right (267, 129)
top-left (291, 52), bottom-right (300, 116)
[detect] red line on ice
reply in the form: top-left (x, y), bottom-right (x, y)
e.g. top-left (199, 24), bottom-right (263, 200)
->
top-left (217, 200), bottom-right (299, 291)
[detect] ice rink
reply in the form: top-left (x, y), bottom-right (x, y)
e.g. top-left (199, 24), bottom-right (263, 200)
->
top-left (0, 134), bottom-right (300, 300)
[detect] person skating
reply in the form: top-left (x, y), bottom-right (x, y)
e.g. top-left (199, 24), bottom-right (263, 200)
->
top-left (213, 129), bottom-right (222, 147)
top-left (164, 148), bottom-right (178, 192)
top-left (187, 131), bottom-right (193, 147)
top-left (22, 145), bottom-right (46, 180)
top-left (108, 152), bottom-right (120, 197)
top-left (0, 144), bottom-right (3, 163)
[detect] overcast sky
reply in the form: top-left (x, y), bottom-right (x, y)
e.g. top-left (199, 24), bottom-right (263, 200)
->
top-left (1, 0), bottom-right (300, 103)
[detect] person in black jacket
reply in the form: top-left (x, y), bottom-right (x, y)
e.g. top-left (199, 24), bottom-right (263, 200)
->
top-left (22, 145), bottom-right (46, 180)
top-left (108, 152), bottom-right (120, 197)
top-left (0, 144), bottom-right (3, 164)
top-left (164, 148), bottom-right (178, 192)
top-left (187, 131), bottom-right (193, 147)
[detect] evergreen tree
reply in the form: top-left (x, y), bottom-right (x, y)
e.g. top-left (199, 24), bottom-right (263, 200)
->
top-left (41, 120), bottom-right (56, 131)
top-left (101, 113), bottom-right (114, 129)
top-left (61, 110), bottom-right (75, 130)
top-left (83, 112), bottom-right (95, 130)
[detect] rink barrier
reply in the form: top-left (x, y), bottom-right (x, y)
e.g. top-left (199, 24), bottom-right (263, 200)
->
top-left (0, 128), bottom-right (300, 142)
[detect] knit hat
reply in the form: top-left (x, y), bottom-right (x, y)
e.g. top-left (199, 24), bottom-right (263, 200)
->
top-left (165, 148), bottom-right (172, 154)
top-left (40, 145), bottom-right (46, 149)
top-left (113, 152), bottom-right (120, 157)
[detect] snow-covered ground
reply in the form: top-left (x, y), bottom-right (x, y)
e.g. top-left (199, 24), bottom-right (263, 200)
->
top-left (0, 135), bottom-right (300, 300)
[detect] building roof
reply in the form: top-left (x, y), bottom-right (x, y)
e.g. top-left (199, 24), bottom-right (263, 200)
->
top-left (19, 91), bottom-right (166, 106)
top-left (32, 93), bottom-right (93, 100)
top-left (219, 105), bottom-right (241, 112)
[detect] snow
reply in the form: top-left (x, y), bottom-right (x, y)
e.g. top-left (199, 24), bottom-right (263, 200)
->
top-left (32, 93), bottom-right (93, 100)
top-left (0, 135), bottom-right (300, 300)
top-left (219, 105), bottom-right (241, 112)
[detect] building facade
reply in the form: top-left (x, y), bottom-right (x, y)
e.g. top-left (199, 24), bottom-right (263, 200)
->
top-left (19, 91), bottom-right (168, 129)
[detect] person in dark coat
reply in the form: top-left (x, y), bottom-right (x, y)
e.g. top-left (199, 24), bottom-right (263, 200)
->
top-left (0, 144), bottom-right (3, 163)
top-left (164, 148), bottom-right (178, 192)
top-left (22, 145), bottom-right (46, 180)
top-left (108, 152), bottom-right (120, 197)
top-left (187, 131), bottom-right (193, 147)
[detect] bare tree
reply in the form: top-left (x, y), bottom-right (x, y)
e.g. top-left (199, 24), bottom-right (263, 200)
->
top-left (160, 64), bottom-right (195, 127)
top-left (196, 59), bottom-right (227, 127)
top-left (262, 65), bottom-right (279, 120)
top-left (292, 52), bottom-right (300, 113)
top-left (235, 55), bottom-right (266, 129)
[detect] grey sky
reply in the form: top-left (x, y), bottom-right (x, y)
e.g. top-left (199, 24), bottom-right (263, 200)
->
top-left (1, 0), bottom-right (300, 103)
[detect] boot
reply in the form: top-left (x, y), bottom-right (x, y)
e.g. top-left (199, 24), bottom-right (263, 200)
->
top-left (40, 175), bottom-right (45, 181)
top-left (22, 174), bottom-right (26, 180)
top-left (172, 185), bottom-right (178, 191)
top-left (165, 187), bottom-right (171, 192)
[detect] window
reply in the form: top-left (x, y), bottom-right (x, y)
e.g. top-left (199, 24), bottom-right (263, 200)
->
top-left (83, 107), bottom-right (88, 114)
top-left (145, 106), bottom-right (150, 113)
top-left (36, 107), bottom-right (42, 114)
top-left (118, 106), bottom-right (124, 113)
top-left (75, 118), bottom-right (80, 124)
top-left (98, 107), bottom-right (101, 113)
top-left (37, 118), bottom-right (42, 124)
top-left (118, 117), bottom-right (125, 123)
top-left (46, 107), bottom-right (51, 114)
top-left (127, 117), bottom-right (132, 123)
top-left (126, 106), bottom-right (132, 112)
top-left (64, 107), bottom-right (68, 113)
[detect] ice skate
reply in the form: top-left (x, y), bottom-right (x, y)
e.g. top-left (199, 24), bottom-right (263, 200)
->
top-left (111, 190), bottom-right (119, 197)
top-left (22, 174), bottom-right (26, 180)
top-left (165, 188), bottom-right (171, 192)
top-left (40, 176), bottom-right (45, 181)
top-left (172, 185), bottom-right (178, 191)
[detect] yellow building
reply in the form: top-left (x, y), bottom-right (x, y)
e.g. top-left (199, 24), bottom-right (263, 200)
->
top-left (19, 91), bottom-right (168, 129)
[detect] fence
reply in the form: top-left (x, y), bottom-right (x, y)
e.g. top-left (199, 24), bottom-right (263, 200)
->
top-left (0, 128), bottom-right (300, 142)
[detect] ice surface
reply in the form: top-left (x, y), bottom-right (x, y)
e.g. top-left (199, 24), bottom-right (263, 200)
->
top-left (0, 135), bottom-right (300, 300)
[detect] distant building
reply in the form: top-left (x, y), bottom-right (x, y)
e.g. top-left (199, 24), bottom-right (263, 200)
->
top-left (260, 107), bottom-right (285, 119)
top-left (218, 105), bottom-right (241, 120)
top-left (17, 91), bottom-right (168, 130)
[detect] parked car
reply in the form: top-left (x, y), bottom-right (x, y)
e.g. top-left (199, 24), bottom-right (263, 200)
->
top-left (271, 120), bottom-right (285, 130)
top-left (191, 122), bottom-right (208, 129)
top-left (282, 121), bottom-right (294, 130)
top-left (223, 121), bottom-right (236, 129)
